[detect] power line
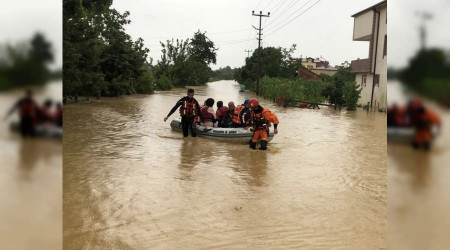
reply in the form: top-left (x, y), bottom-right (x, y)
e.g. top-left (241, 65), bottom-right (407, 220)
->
top-left (143, 28), bottom-right (251, 40)
top-left (263, 0), bottom-right (287, 25)
top-left (266, 0), bottom-right (322, 37)
top-left (216, 38), bottom-right (255, 46)
top-left (265, 0), bottom-right (314, 32)
top-left (270, 0), bottom-right (290, 15)
top-left (262, 0), bottom-right (276, 11)
top-left (264, 0), bottom-right (302, 28)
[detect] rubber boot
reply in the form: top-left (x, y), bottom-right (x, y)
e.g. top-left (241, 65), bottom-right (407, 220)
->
top-left (249, 140), bottom-right (257, 150)
top-left (259, 140), bottom-right (268, 150)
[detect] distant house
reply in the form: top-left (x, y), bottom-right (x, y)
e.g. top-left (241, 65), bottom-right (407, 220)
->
top-left (298, 67), bottom-right (323, 81)
top-left (350, 0), bottom-right (387, 110)
top-left (298, 57), bottom-right (338, 76)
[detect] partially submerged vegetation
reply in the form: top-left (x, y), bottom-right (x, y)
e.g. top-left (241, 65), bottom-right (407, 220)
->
top-left (233, 44), bottom-right (361, 110)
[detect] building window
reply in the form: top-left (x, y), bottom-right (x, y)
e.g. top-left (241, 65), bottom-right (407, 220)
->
top-left (362, 75), bottom-right (367, 87)
top-left (374, 74), bottom-right (380, 87)
top-left (383, 35), bottom-right (387, 57)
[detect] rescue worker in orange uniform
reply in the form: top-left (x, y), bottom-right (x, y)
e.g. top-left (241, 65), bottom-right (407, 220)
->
top-left (164, 89), bottom-right (203, 137)
top-left (410, 101), bottom-right (442, 151)
top-left (247, 98), bottom-right (279, 150)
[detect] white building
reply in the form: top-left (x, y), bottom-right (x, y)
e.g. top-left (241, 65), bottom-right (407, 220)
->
top-left (350, 0), bottom-right (387, 111)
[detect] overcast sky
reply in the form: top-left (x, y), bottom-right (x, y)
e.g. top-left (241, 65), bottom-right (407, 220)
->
top-left (1, 0), bottom-right (449, 71)
top-left (0, 0), bottom-right (62, 69)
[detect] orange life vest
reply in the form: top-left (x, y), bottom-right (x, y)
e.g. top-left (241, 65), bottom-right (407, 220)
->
top-left (179, 98), bottom-right (197, 117)
top-left (232, 105), bottom-right (243, 124)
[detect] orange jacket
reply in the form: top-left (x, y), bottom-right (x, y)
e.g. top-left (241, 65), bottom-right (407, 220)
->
top-left (261, 108), bottom-right (279, 125)
top-left (424, 109), bottom-right (442, 126)
top-left (252, 107), bottom-right (279, 129)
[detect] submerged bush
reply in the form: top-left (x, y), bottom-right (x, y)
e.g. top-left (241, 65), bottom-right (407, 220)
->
top-left (342, 81), bottom-right (362, 111)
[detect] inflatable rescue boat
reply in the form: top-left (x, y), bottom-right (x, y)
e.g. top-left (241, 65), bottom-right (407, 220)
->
top-left (10, 121), bottom-right (62, 138)
top-left (170, 118), bottom-right (274, 143)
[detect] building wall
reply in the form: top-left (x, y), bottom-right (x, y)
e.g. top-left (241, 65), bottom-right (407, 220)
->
top-left (353, 4), bottom-right (387, 110)
top-left (370, 6), bottom-right (387, 110)
top-left (356, 73), bottom-right (374, 107)
top-left (302, 62), bottom-right (316, 69)
top-left (353, 11), bottom-right (374, 40)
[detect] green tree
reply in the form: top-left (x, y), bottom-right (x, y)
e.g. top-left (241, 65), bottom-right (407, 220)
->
top-left (342, 81), bottom-right (362, 110)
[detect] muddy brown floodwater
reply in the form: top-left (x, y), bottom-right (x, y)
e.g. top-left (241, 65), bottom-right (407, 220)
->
top-left (63, 80), bottom-right (386, 249)
top-left (0, 81), bottom-right (62, 250)
top-left (387, 81), bottom-right (450, 250)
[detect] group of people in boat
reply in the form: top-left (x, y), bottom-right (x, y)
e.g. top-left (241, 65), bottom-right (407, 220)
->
top-left (3, 90), bottom-right (63, 137)
top-left (387, 98), bottom-right (441, 150)
top-left (163, 88), bottom-right (279, 150)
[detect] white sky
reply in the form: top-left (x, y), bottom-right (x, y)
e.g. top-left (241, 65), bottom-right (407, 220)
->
top-left (112, 0), bottom-right (382, 70)
top-left (0, 0), bottom-right (62, 70)
top-left (1, 0), bottom-right (448, 71)
top-left (389, 0), bottom-right (450, 68)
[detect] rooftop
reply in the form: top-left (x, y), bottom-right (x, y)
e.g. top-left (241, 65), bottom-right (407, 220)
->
top-left (351, 0), bottom-right (387, 17)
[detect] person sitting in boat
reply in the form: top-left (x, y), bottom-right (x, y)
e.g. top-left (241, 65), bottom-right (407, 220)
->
top-left (194, 102), bottom-right (205, 125)
top-left (387, 103), bottom-right (406, 127)
top-left (215, 101), bottom-right (229, 127)
top-left (3, 89), bottom-right (38, 137)
top-left (231, 103), bottom-right (244, 128)
top-left (37, 99), bottom-right (54, 125)
top-left (239, 99), bottom-right (252, 127)
top-left (221, 101), bottom-right (235, 128)
top-left (200, 98), bottom-right (216, 128)
top-left (164, 88), bottom-right (203, 137)
top-left (54, 102), bottom-right (63, 127)
top-left (248, 98), bottom-right (279, 150)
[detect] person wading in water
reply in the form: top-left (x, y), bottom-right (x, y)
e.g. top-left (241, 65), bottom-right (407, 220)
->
top-left (3, 90), bottom-right (38, 137)
top-left (164, 89), bottom-right (203, 137)
top-left (248, 98), bottom-right (279, 150)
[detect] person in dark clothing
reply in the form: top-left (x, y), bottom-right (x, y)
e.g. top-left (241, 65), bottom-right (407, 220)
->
top-left (4, 90), bottom-right (38, 137)
top-left (215, 101), bottom-right (229, 128)
top-left (164, 89), bottom-right (203, 137)
top-left (54, 102), bottom-right (63, 127)
top-left (221, 101), bottom-right (235, 128)
top-left (239, 99), bottom-right (252, 127)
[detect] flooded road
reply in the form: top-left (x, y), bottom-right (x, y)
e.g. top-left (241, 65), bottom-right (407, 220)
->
top-left (0, 81), bottom-right (62, 250)
top-left (64, 80), bottom-right (386, 249)
top-left (387, 80), bottom-right (450, 250)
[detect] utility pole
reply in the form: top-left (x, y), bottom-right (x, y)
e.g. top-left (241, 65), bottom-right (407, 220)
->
top-left (416, 11), bottom-right (433, 50)
top-left (245, 49), bottom-right (252, 58)
top-left (252, 10), bottom-right (270, 95)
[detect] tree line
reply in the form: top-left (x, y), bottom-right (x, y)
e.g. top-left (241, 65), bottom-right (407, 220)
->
top-left (0, 33), bottom-right (58, 91)
top-left (233, 45), bottom-right (361, 110)
top-left (63, 0), bottom-right (217, 102)
top-left (389, 48), bottom-right (450, 107)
